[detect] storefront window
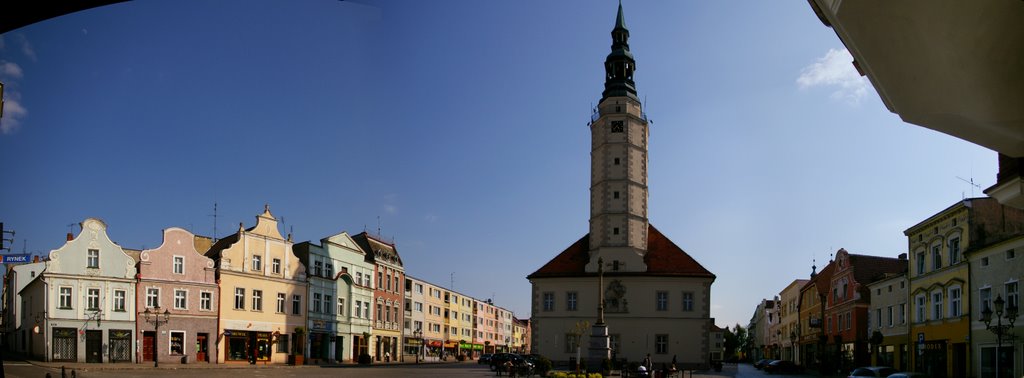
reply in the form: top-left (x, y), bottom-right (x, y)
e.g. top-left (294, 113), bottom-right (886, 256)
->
top-left (170, 332), bottom-right (185, 355)
top-left (228, 335), bottom-right (247, 360)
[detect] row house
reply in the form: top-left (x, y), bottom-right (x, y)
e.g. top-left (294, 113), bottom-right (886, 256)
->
top-left (205, 206), bottom-right (307, 364)
top-left (904, 197), bottom-right (1024, 378)
top-left (451, 292), bottom-right (476, 355)
top-left (22, 218), bottom-right (137, 363)
top-left (866, 272), bottom-right (909, 371)
top-left (137, 227), bottom-right (219, 364)
top-left (780, 279), bottom-right (807, 363)
top-left (825, 249), bottom-right (906, 371)
top-left (968, 233), bottom-right (1024, 378)
top-left (423, 282), bottom-right (447, 354)
top-left (512, 317), bottom-right (529, 354)
top-left (352, 232), bottom-right (404, 362)
top-left (797, 260), bottom-right (833, 371)
top-left (746, 298), bottom-right (774, 361)
top-left (293, 231), bottom-right (375, 364)
top-left (474, 299), bottom-right (498, 354)
top-left (403, 277), bottom-right (426, 357)
top-left (3, 259), bottom-right (44, 357)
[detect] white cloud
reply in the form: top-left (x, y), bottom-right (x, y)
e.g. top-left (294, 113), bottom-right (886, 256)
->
top-left (384, 205), bottom-right (397, 214)
top-left (424, 214), bottom-right (438, 223)
top-left (1, 61), bottom-right (23, 79)
top-left (16, 34), bottom-right (36, 62)
top-left (1, 97), bottom-right (27, 134)
top-left (797, 48), bottom-right (868, 103)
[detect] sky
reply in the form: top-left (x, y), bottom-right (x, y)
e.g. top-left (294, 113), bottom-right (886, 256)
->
top-left (0, 1), bottom-right (997, 329)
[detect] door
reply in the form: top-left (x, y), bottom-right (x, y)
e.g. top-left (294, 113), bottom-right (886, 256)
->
top-left (335, 336), bottom-right (345, 362)
top-left (85, 330), bottom-right (102, 363)
top-left (143, 331), bottom-right (156, 362)
top-left (196, 333), bottom-right (208, 362)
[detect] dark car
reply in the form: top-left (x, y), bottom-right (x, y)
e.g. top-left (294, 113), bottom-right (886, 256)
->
top-left (849, 366), bottom-right (898, 377)
top-left (754, 359), bottom-right (775, 369)
top-left (764, 360), bottom-right (800, 374)
top-left (478, 353), bottom-right (493, 364)
top-left (490, 353), bottom-right (533, 372)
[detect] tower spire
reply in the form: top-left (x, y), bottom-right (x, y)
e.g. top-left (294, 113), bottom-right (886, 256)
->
top-left (602, 0), bottom-right (637, 102)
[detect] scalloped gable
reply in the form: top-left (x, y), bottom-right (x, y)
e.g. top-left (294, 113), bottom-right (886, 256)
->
top-left (249, 205), bottom-right (285, 240)
top-left (528, 224), bottom-right (715, 278)
top-left (46, 218), bottom-right (136, 279)
top-left (139, 227), bottom-right (216, 281)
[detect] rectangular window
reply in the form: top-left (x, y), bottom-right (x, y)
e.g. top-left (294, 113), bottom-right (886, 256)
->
top-left (313, 293), bottom-right (322, 313)
top-left (277, 293), bottom-right (286, 313)
top-left (314, 261), bottom-right (323, 277)
top-left (87, 288), bottom-right (100, 310)
top-left (277, 334), bottom-right (289, 353)
top-left (292, 295), bottom-right (301, 315)
top-left (949, 287), bottom-right (961, 317)
top-left (234, 288), bottom-right (245, 310)
top-left (173, 256), bottom-right (184, 274)
top-left (414, 302), bottom-right (423, 312)
top-left (948, 238), bottom-right (960, 264)
top-left (87, 249), bottom-right (100, 268)
top-left (1007, 282), bottom-right (1019, 309)
top-left (174, 290), bottom-right (187, 309)
top-left (170, 331), bottom-right (185, 355)
top-left (846, 311), bottom-right (852, 329)
top-left (324, 295), bottom-right (332, 315)
top-left (364, 301), bottom-right (370, 319)
top-left (915, 295), bottom-right (925, 323)
top-left (325, 263), bottom-right (333, 278)
top-left (682, 292), bottom-right (694, 311)
top-left (916, 252), bottom-right (925, 275)
top-left (112, 290), bottom-right (127, 311)
top-left (932, 291), bottom-right (943, 320)
top-left (887, 306), bottom-right (893, 327)
top-left (201, 292), bottom-right (212, 311)
top-left (252, 290), bottom-right (263, 311)
top-left (415, 284), bottom-right (423, 294)
top-left (1008, 249), bottom-right (1017, 260)
top-left (147, 288), bottom-right (160, 308)
top-left (899, 303), bottom-right (906, 324)
top-left (875, 309), bottom-right (882, 329)
top-left (982, 257), bottom-right (990, 266)
top-left (656, 291), bottom-right (668, 311)
top-left (543, 292), bottom-right (554, 311)
top-left (980, 287), bottom-right (992, 314)
top-left (567, 292), bottom-right (578, 311)
top-left (932, 245), bottom-right (942, 270)
top-left (338, 297), bottom-right (345, 315)
top-left (655, 334), bottom-right (668, 354)
top-left (272, 258), bottom-right (281, 274)
top-left (252, 255), bottom-right (262, 272)
top-left (565, 334), bottom-right (578, 353)
top-left (59, 287), bottom-right (73, 309)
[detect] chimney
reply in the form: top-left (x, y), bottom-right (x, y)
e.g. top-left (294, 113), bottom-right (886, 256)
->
top-left (66, 232), bottom-right (74, 241)
top-left (32, 255), bottom-right (39, 263)
top-left (898, 253), bottom-right (908, 260)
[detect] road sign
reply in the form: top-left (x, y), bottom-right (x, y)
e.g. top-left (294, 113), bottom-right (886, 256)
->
top-left (2, 254), bottom-right (30, 263)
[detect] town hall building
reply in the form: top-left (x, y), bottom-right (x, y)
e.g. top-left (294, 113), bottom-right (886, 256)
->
top-left (528, 3), bottom-right (716, 371)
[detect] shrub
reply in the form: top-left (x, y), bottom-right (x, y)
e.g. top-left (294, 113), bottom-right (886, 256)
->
top-left (534, 355), bottom-right (553, 375)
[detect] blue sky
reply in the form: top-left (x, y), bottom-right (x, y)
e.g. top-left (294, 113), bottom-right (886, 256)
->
top-left (0, 1), bottom-right (995, 329)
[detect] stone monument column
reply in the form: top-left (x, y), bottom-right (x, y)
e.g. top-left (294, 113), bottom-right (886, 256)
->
top-left (588, 258), bottom-right (612, 372)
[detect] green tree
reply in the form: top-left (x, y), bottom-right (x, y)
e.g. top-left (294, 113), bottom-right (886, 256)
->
top-left (724, 324), bottom-right (747, 361)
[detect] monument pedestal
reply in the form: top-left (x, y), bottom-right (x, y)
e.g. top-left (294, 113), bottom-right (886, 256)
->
top-left (587, 322), bottom-right (611, 372)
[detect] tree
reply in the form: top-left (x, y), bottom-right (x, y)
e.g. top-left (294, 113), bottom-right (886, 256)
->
top-left (724, 324), bottom-right (747, 361)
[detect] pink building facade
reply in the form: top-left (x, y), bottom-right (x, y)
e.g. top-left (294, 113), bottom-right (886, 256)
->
top-left (136, 228), bottom-right (219, 364)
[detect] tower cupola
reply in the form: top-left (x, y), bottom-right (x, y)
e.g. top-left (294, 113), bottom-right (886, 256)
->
top-left (602, 1), bottom-right (638, 102)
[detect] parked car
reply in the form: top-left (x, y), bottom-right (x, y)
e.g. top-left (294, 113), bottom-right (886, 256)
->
top-left (478, 353), bottom-right (493, 364)
top-left (764, 360), bottom-right (800, 374)
top-left (849, 366), bottom-right (898, 377)
top-left (754, 359), bottom-right (775, 369)
top-left (490, 353), bottom-right (533, 372)
top-left (886, 373), bottom-right (929, 378)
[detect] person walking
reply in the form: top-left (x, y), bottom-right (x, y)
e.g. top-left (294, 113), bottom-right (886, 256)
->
top-left (643, 353), bottom-right (653, 372)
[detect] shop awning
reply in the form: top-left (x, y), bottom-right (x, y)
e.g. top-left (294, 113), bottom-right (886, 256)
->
top-left (428, 341), bottom-right (442, 347)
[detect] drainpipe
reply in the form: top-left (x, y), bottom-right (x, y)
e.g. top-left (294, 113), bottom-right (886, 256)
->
top-left (215, 278), bottom-right (221, 364)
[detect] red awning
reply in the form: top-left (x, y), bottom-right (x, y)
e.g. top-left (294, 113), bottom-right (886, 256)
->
top-left (428, 341), bottom-right (442, 347)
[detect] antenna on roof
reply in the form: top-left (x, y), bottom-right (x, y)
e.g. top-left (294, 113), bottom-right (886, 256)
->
top-left (377, 216), bottom-right (382, 236)
top-left (450, 272), bottom-right (455, 291)
top-left (956, 176), bottom-right (981, 198)
top-left (209, 202), bottom-right (218, 242)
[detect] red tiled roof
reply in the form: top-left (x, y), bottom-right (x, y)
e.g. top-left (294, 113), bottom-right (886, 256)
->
top-left (527, 224), bottom-right (715, 279)
top-left (848, 253), bottom-right (907, 285)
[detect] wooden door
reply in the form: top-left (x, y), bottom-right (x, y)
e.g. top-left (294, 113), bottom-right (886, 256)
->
top-left (143, 331), bottom-right (156, 362)
top-left (196, 333), bottom-right (208, 362)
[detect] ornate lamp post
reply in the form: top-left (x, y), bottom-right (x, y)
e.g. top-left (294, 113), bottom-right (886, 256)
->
top-left (414, 327), bottom-right (422, 364)
top-left (144, 306), bottom-right (171, 367)
top-left (982, 295), bottom-right (1018, 378)
top-left (789, 331), bottom-right (797, 362)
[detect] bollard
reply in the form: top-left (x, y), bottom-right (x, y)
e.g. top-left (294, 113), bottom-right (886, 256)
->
top-left (61, 365), bottom-right (66, 378)
top-left (46, 374), bottom-right (51, 378)
top-left (72, 370), bottom-right (77, 378)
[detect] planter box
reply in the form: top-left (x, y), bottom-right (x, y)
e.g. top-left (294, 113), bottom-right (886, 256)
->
top-left (288, 355), bottom-right (305, 365)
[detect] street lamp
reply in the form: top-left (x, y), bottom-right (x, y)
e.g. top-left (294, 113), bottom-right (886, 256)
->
top-left (982, 295), bottom-right (1018, 378)
top-left (144, 306), bottom-right (171, 368)
top-left (789, 331), bottom-right (797, 362)
top-left (413, 327), bottom-right (422, 364)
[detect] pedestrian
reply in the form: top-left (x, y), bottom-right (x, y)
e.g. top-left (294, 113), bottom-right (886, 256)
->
top-left (643, 353), bottom-right (653, 372)
top-left (385, 351), bottom-right (391, 362)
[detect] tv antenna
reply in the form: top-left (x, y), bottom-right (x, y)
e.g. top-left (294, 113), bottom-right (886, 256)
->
top-left (956, 176), bottom-right (981, 198)
top-left (208, 202), bottom-right (219, 242)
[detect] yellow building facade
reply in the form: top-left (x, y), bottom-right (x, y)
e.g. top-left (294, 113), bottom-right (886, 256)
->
top-left (207, 206), bottom-right (307, 364)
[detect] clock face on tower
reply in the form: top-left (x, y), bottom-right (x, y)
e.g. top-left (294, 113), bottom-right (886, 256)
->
top-left (610, 121), bottom-right (624, 133)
